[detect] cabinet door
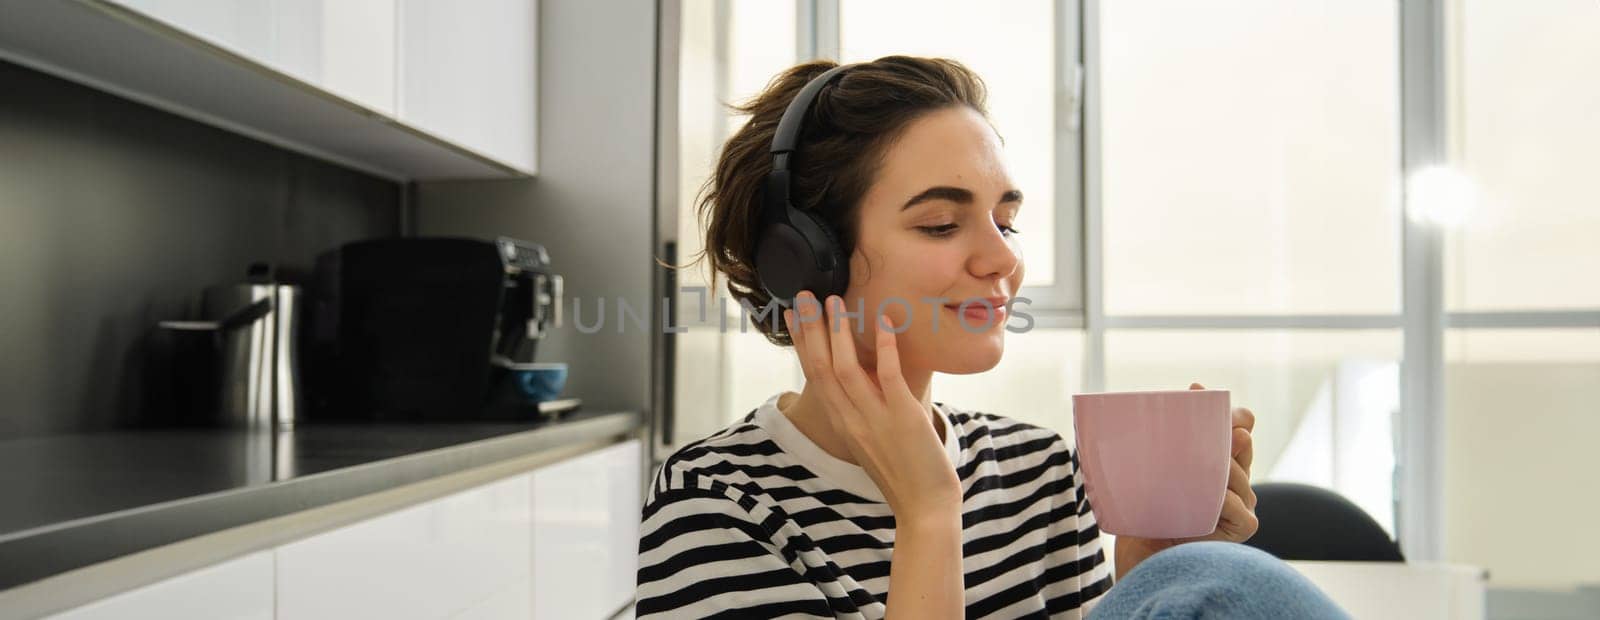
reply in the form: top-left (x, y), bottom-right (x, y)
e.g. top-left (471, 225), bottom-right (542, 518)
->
top-left (275, 472), bottom-right (533, 619)
top-left (396, 0), bottom-right (538, 173)
top-left (109, 0), bottom-right (398, 115)
top-left (311, 0), bottom-right (398, 114)
top-left (49, 551), bottom-right (274, 620)
top-left (532, 438), bottom-right (641, 619)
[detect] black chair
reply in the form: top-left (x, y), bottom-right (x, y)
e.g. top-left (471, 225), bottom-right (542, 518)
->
top-left (1242, 482), bottom-right (1405, 562)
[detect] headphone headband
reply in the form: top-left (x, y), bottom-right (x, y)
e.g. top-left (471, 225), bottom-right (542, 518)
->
top-left (770, 64), bottom-right (852, 171)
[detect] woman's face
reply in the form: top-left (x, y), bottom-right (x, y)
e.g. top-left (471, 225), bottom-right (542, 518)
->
top-left (842, 105), bottom-right (1025, 375)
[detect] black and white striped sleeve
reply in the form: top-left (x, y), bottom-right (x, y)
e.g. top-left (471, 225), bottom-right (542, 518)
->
top-left (1041, 437), bottom-right (1114, 617)
top-left (636, 483), bottom-right (833, 619)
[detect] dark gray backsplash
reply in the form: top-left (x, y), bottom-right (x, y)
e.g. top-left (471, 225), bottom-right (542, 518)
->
top-left (0, 60), bottom-right (399, 439)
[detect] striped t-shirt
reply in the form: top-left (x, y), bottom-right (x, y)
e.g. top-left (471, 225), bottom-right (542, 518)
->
top-left (636, 391), bottom-right (1113, 618)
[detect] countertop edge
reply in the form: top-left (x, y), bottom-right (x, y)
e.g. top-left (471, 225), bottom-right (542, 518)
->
top-left (0, 411), bottom-right (644, 594)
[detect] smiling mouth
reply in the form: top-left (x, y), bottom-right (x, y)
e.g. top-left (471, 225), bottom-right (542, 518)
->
top-left (942, 302), bottom-right (1007, 326)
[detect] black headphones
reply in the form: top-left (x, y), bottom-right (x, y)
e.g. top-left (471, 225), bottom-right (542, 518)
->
top-left (753, 64), bottom-right (853, 309)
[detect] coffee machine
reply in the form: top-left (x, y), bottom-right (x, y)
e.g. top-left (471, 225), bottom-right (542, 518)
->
top-left (306, 237), bottom-right (564, 422)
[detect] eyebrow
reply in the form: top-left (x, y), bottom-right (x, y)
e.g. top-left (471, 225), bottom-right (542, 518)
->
top-left (901, 186), bottom-right (1024, 211)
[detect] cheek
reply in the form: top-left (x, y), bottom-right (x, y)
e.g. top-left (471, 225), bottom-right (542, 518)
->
top-left (1004, 238), bottom-right (1026, 290)
top-left (849, 244), bottom-right (962, 311)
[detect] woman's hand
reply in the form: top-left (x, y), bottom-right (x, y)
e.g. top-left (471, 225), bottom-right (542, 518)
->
top-left (1177, 381), bottom-right (1259, 545)
top-left (784, 291), bottom-right (963, 522)
top-left (1113, 382), bottom-right (1259, 579)
top-left (788, 292), bottom-right (965, 618)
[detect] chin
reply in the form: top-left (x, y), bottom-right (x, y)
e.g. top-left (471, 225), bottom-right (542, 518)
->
top-left (934, 331), bottom-right (1006, 374)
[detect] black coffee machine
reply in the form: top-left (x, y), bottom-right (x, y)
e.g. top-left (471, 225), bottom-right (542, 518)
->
top-left (306, 237), bottom-right (563, 422)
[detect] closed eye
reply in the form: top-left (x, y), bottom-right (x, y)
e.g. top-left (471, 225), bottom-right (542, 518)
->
top-left (917, 223), bottom-right (959, 238)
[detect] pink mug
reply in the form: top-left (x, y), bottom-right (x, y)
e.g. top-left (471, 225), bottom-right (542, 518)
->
top-left (1071, 389), bottom-right (1232, 539)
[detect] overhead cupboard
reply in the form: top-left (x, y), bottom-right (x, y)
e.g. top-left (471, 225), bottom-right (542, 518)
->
top-left (0, 0), bottom-right (538, 180)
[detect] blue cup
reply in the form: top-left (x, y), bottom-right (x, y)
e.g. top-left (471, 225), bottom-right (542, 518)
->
top-left (502, 362), bottom-right (567, 404)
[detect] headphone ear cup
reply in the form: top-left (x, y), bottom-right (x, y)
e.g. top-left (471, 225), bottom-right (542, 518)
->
top-left (800, 211), bottom-right (850, 298)
top-left (754, 211), bottom-right (849, 305)
top-left (754, 222), bottom-right (811, 304)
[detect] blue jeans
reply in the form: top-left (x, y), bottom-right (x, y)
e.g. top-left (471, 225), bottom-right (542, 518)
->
top-left (1087, 541), bottom-right (1350, 619)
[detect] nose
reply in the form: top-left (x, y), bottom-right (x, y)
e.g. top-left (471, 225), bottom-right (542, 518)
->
top-left (966, 220), bottom-right (1021, 281)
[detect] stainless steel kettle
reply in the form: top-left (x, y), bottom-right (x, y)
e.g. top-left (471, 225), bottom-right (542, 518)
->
top-left (159, 265), bottom-right (302, 430)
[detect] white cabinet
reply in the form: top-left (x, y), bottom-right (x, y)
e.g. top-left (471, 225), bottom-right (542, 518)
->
top-left (275, 437), bottom-right (640, 619)
top-left (112, 0), bottom-right (536, 173)
top-left (451, 578), bottom-right (533, 619)
top-left (275, 471), bottom-right (534, 619)
top-left (49, 551), bottom-right (274, 620)
top-left (0, 1), bottom-right (536, 178)
top-left (46, 438), bottom-right (641, 619)
top-left (111, 0), bottom-right (399, 115)
top-left (531, 439), bottom-right (641, 619)
top-left (316, 0), bottom-right (399, 115)
top-left (397, 0), bottom-right (539, 173)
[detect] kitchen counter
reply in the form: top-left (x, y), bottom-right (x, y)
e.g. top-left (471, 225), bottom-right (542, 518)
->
top-left (0, 409), bottom-right (642, 590)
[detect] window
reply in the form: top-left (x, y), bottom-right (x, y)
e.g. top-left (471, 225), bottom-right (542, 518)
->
top-left (1443, 0), bottom-right (1600, 311)
top-left (1439, 0), bottom-right (1600, 592)
top-left (1100, 0), bottom-right (1401, 316)
top-left (1095, 0), bottom-right (1405, 537)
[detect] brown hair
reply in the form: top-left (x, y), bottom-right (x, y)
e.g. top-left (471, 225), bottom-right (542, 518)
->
top-left (687, 56), bottom-right (989, 346)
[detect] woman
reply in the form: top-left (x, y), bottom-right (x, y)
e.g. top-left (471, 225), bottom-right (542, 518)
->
top-left (636, 56), bottom-right (1346, 619)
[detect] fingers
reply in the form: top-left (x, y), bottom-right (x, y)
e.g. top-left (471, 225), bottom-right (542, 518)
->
top-left (1227, 458), bottom-right (1256, 509)
top-left (1184, 382), bottom-right (1261, 543)
top-left (874, 315), bottom-right (915, 406)
top-left (1232, 406), bottom-right (1256, 432)
top-left (1232, 426), bottom-right (1254, 473)
top-left (785, 309), bottom-right (802, 372)
top-left (1215, 490), bottom-right (1259, 542)
top-left (787, 293), bottom-right (830, 383)
top-left (788, 292), bottom-right (859, 415)
top-left (824, 295), bottom-right (879, 406)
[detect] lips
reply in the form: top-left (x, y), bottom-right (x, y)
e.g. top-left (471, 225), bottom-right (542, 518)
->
top-left (943, 296), bottom-right (1009, 327)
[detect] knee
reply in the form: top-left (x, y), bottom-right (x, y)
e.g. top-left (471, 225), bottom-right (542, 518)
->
top-left (1146, 541), bottom-right (1278, 569)
top-left (1102, 542), bottom-right (1348, 619)
top-left (1131, 541), bottom-right (1305, 589)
